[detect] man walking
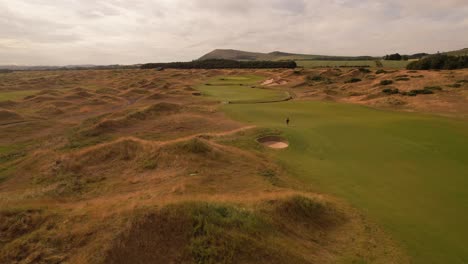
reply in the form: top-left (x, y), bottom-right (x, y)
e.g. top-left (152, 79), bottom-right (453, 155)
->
top-left (286, 117), bottom-right (290, 126)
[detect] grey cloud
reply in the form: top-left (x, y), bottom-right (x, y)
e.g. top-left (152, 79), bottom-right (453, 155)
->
top-left (0, 0), bottom-right (467, 65)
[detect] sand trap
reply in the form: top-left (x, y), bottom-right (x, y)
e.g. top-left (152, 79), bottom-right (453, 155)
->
top-left (257, 136), bottom-right (289, 149)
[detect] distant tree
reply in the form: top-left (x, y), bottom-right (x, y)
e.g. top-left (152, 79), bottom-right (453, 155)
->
top-left (407, 54), bottom-right (468, 70)
top-left (384, 53), bottom-right (402, 61)
top-left (141, 59), bottom-right (297, 69)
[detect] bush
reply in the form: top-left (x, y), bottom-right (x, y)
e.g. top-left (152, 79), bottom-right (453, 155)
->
top-left (380, 80), bottom-right (393, 85)
top-left (382, 88), bottom-right (399, 95)
top-left (358, 68), bottom-right (371, 73)
top-left (345, 78), bottom-right (362, 83)
top-left (307, 75), bottom-right (326, 82)
top-left (407, 54), bottom-right (468, 70)
top-left (375, 69), bottom-right (387, 74)
top-left (384, 53), bottom-right (402, 60)
top-left (401, 91), bottom-right (417, 96)
top-left (395, 77), bottom-right (410, 81)
top-left (402, 88), bottom-right (435, 96)
top-left (447, 84), bottom-right (462, 88)
top-left (424, 86), bottom-right (442, 91)
top-left (179, 139), bottom-right (212, 154)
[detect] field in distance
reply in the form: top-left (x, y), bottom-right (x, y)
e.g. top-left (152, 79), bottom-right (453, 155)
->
top-left (296, 60), bottom-right (410, 69)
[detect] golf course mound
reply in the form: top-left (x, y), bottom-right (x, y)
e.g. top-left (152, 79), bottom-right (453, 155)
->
top-left (0, 109), bottom-right (23, 123)
top-left (257, 136), bottom-right (289, 149)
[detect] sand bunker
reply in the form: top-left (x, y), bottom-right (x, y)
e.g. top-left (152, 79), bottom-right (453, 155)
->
top-left (257, 136), bottom-right (289, 149)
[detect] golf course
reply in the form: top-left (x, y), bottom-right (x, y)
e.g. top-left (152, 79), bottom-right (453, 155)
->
top-left (198, 75), bottom-right (468, 264)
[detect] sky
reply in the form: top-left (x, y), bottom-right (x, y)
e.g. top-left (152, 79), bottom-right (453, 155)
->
top-left (0, 0), bottom-right (467, 65)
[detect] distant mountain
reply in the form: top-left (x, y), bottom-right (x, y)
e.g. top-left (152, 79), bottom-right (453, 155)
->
top-left (198, 49), bottom-right (379, 61)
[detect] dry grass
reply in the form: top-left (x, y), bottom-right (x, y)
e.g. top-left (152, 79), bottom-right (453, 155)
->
top-left (0, 68), bottom-right (442, 263)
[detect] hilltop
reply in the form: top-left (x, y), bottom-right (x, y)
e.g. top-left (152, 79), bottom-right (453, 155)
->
top-left (444, 48), bottom-right (468, 56)
top-left (198, 49), bottom-right (378, 61)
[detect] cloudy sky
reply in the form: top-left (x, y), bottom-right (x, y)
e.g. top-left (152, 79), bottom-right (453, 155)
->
top-left (1, 0), bottom-right (467, 65)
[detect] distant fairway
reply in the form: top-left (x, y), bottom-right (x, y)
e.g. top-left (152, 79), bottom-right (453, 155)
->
top-left (0, 90), bottom-right (37, 101)
top-left (199, 75), bottom-right (468, 264)
top-left (297, 60), bottom-right (410, 69)
top-left (197, 76), bottom-right (290, 103)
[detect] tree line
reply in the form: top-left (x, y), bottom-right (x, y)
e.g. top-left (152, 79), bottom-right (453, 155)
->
top-left (383, 53), bottom-right (429, 61)
top-left (407, 54), bottom-right (468, 70)
top-left (141, 59), bottom-right (297, 69)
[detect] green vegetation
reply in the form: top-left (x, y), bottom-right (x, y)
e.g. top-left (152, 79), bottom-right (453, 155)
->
top-left (395, 77), bottom-right (410, 81)
top-left (407, 54), bottom-right (468, 70)
top-left (297, 60), bottom-right (373, 68)
top-left (297, 60), bottom-right (409, 69)
top-left (382, 88), bottom-right (399, 95)
top-left (224, 100), bottom-right (468, 264)
top-left (141, 59), bottom-right (296, 69)
top-left (197, 76), bottom-right (290, 104)
top-left (443, 48), bottom-right (468, 57)
top-left (380, 80), bottom-right (393, 85)
top-left (107, 197), bottom-right (341, 264)
top-left (0, 90), bottom-right (38, 101)
top-left (198, 75), bottom-right (468, 263)
top-left (345, 78), bottom-right (362, 83)
top-left (380, 60), bottom-right (410, 69)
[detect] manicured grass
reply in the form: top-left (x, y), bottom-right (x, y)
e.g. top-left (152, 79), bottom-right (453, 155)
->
top-left (198, 75), bottom-right (468, 263)
top-left (224, 101), bottom-right (468, 264)
top-left (380, 60), bottom-right (411, 69)
top-left (196, 76), bottom-right (290, 103)
top-left (0, 90), bottom-right (37, 101)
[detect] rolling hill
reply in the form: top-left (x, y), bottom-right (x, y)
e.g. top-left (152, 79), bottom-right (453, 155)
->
top-left (444, 48), bottom-right (468, 56)
top-left (198, 49), bottom-right (378, 61)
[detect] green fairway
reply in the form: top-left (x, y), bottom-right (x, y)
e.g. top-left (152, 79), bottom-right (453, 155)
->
top-left (199, 75), bottom-right (468, 263)
top-left (0, 90), bottom-right (37, 101)
top-left (197, 76), bottom-right (290, 103)
top-left (380, 60), bottom-right (411, 69)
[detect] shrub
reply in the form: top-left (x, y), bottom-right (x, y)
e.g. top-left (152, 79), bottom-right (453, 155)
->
top-left (402, 88), bottom-right (435, 96)
top-left (395, 77), bottom-right (410, 81)
top-left (380, 80), bottom-right (393, 85)
top-left (375, 69), bottom-right (387, 74)
top-left (384, 53), bottom-right (402, 60)
top-left (401, 91), bottom-right (417, 96)
top-left (307, 75), bottom-right (325, 82)
top-left (407, 54), bottom-right (468, 70)
top-left (345, 78), bottom-right (362, 83)
top-left (382, 88), bottom-right (399, 95)
top-left (424, 86), bottom-right (442, 91)
top-left (358, 68), bottom-right (371, 73)
top-left (179, 139), bottom-right (212, 154)
top-left (447, 84), bottom-right (462, 88)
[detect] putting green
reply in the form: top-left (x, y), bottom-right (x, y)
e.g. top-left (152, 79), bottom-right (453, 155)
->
top-left (199, 75), bottom-right (468, 264)
top-left (196, 76), bottom-right (290, 103)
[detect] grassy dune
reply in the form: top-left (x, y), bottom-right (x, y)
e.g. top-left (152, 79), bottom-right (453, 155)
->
top-left (199, 75), bottom-right (468, 263)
